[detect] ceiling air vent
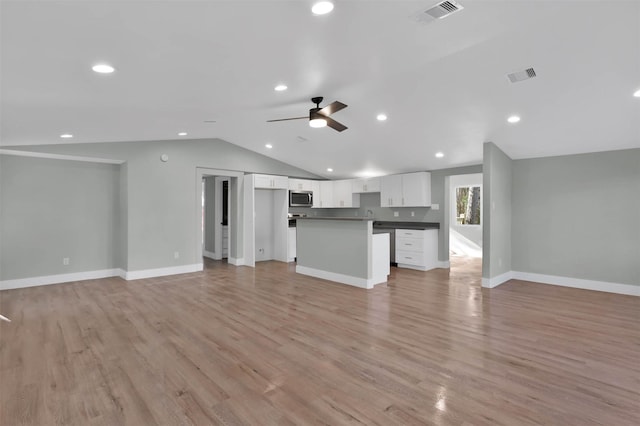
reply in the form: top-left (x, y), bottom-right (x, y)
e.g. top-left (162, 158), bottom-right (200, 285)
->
top-left (414, 1), bottom-right (464, 22)
top-left (507, 68), bottom-right (537, 83)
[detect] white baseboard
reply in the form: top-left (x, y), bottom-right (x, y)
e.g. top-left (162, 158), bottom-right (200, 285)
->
top-left (124, 263), bottom-right (203, 280)
top-left (228, 257), bottom-right (244, 266)
top-left (482, 271), bottom-right (513, 288)
top-left (0, 268), bottom-right (124, 291)
top-left (512, 271), bottom-right (640, 297)
top-left (296, 265), bottom-right (385, 289)
top-left (203, 250), bottom-right (217, 260)
top-left (437, 261), bottom-right (451, 269)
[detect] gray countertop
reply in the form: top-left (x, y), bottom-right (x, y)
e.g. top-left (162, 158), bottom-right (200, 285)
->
top-left (297, 217), bottom-right (374, 221)
top-left (373, 221), bottom-right (440, 230)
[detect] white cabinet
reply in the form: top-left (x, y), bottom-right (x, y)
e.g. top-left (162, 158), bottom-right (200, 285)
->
top-left (254, 174), bottom-right (288, 189)
top-left (289, 178), bottom-right (315, 191)
top-left (380, 174), bottom-right (403, 207)
top-left (288, 227), bottom-right (296, 262)
top-left (380, 172), bottom-right (431, 207)
top-left (352, 177), bottom-right (381, 193)
top-left (395, 229), bottom-right (438, 271)
top-left (333, 179), bottom-right (360, 208)
top-left (314, 181), bottom-right (334, 208)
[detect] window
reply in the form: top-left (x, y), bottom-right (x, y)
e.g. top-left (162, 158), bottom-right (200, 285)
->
top-left (455, 186), bottom-right (481, 225)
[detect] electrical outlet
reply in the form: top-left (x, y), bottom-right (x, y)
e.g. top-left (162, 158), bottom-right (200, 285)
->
top-left (394, 211), bottom-right (399, 217)
top-left (411, 211), bottom-right (415, 217)
top-left (63, 257), bottom-right (70, 265)
top-left (174, 251), bottom-right (179, 259)
top-left (431, 204), bottom-right (440, 210)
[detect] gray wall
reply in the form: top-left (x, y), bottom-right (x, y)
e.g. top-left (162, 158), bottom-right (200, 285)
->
top-left (0, 155), bottom-right (120, 280)
top-left (2, 138), bottom-right (319, 277)
top-left (482, 142), bottom-right (512, 280)
top-left (512, 148), bottom-right (640, 286)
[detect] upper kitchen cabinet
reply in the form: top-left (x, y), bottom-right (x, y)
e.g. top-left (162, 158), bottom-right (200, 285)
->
top-left (253, 174), bottom-right (288, 189)
top-left (380, 172), bottom-right (431, 207)
top-left (288, 178), bottom-right (315, 192)
top-left (352, 177), bottom-right (381, 193)
top-left (333, 179), bottom-right (360, 208)
top-left (314, 181), bottom-right (334, 208)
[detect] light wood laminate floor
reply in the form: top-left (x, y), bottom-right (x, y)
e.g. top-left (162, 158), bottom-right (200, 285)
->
top-left (1, 258), bottom-right (639, 425)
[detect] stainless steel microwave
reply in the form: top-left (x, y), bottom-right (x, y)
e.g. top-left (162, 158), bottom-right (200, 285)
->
top-left (289, 190), bottom-right (313, 207)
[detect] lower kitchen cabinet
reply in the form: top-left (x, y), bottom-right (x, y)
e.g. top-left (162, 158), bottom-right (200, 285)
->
top-left (395, 229), bottom-right (438, 271)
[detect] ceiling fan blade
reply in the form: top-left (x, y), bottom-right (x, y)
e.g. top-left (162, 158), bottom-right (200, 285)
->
top-left (325, 116), bottom-right (348, 132)
top-left (318, 101), bottom-right (347, 116)
top-left (266, 116), bottom-right (307, 122)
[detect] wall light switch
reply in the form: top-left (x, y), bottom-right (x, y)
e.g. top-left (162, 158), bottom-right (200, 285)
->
top-left (411, 211), bottom-right (415, 217)
top-left (394, 211), bottom-right (399, 217)
top-left (174, 251), bottom-right (180, 259)
top-left (431, 204), bottom-right (439, 210)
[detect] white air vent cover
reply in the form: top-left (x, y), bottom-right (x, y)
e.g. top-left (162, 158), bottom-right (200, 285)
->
top-left (413, 1), bottom-right (464, 23)
top-left (507, 68), bottom-right (537, 83)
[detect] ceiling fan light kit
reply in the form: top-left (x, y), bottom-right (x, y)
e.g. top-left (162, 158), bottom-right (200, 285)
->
top-left (267, 96), bottom-right (348, 132)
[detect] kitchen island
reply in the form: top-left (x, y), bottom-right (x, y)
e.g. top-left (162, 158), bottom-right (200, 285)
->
top-left (295, 217), bottom-right (389, 289)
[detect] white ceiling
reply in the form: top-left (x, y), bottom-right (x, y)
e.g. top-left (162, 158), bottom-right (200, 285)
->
top-left (2, 0), bottom-right (639, 178)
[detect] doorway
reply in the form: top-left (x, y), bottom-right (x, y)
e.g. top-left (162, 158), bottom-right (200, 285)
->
top-left (196, 168), bottom-right (245, 269)
top-left (448, 173), bottom-right (483, 277)
top-left (202, 176), bottom-right (230, 263)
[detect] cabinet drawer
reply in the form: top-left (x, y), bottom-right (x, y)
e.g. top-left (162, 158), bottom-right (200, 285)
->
top-left (396, 229), bottom-right (425, 238)
top-left (396, 250), bottom-right (425, 266)
top-left (395, 237), bottom-right (424, 253)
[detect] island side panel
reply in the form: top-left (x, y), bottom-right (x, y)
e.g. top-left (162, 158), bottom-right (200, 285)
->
top-left (296, 219), bottom-right (369, 284)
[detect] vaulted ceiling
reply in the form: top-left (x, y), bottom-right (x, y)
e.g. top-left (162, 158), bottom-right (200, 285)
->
top-left (2, 1), bottom-right (639, 178)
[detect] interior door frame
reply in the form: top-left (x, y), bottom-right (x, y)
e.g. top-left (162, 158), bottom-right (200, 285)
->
top-left (213, 176), bottom-right (229, 260)
top-left (196, 168), bottom-right (245, 266)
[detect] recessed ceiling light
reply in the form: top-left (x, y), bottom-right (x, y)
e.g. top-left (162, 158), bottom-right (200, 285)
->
top-left (274, 84), bottom-right (288, 92)
top-left (60, 133), bottom-right (73, 138)
top-left (507, 115), bottom-right (521, 124)
top-left (377, 113), bottom-right (388, 121)
top-left (265, 144), bottom-right (273, 149)
top-left (326, 168), bottom-right (333, 172)
top-left (178, 132), bottom-right (188, 136)
top-left (92, 64), bottom-right (115, 74)
top-left (634, 89), bottom-right (640, 97)
top-left (312, 1), bottom-right (334, 15)
top-left (435, 152), bottom-right (444, 158)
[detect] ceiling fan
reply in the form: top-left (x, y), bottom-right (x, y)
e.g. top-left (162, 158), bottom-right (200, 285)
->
top-left (267, 97), bottom-right (348, 132)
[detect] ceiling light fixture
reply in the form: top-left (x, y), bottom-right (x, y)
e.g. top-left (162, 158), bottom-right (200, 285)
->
top-left (634, 89), bottom-right (640, 97)
top-left (326, 168), bottom-right (333, 172)
top-left (377, 113), bottom-right (388, 121)
top-left (274, 84), bottom-right (288, 92)
top-left (435, 152), bottom-right (444, 158)
top-left (92, 64), bottom-right (115, 74)
top-left (60, 133), bottom-right (73, 138)
top-left (178, 132), bottom-right (188, 136)
top-left (507, 115), bottom-right (521, 124)
top-left (309, 116), bottom-right (327, 128)
top-left (312, 1), bottom-right (334, 15)
top-left (265, 144), bottom-right (273, 149)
